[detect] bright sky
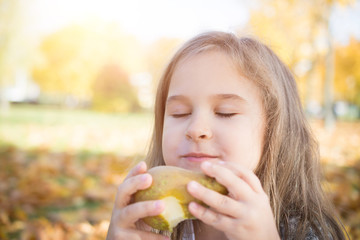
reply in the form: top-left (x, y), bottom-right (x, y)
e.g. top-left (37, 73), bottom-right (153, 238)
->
top-left (330, 1), bottom-right (360, 45)
top-left (23, 0), bottom-right (360, 45)
top-left (28, 0), bottom-right (249, 43)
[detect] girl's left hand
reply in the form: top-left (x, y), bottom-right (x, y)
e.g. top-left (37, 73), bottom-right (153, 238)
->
top-left (187, 161), bottom-right (280, 240)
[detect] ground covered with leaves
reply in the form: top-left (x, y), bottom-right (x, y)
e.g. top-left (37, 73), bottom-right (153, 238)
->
top-left (1, 145), bottom-right (359, 239)
top-left (0, 146), bottom-right (137, 240)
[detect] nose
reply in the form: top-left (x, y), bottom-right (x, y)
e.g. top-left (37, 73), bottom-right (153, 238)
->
top-left (185, 113), bottom-right (213, 141)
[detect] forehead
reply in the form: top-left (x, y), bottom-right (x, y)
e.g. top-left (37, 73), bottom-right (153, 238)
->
top-left (169, 50), bottom-right (252, 95)
top-left (174, 49), bottom-right (237, 76)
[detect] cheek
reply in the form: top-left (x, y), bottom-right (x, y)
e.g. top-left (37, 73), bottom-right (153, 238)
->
top-left (220, 123), bottom-right (263, 170)
top-left (246, 125), bottom-right (264, 170)
top-left (162, 122), bottom-right (182, 164)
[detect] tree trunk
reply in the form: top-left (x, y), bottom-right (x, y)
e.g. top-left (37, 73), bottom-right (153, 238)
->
top-left (323, 20), bottom-right (336, 131)
top-left (0, 91), bottom-right (10, 115)
top-left (304, 57), bottom-right (318, 118)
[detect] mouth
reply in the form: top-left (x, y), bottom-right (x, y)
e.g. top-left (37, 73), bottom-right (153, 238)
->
top-left (181, 152), bottom-right (219, 162)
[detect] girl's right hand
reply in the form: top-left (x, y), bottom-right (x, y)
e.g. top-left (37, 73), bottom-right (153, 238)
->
top-left (106, 161), bottom-right (169, 240)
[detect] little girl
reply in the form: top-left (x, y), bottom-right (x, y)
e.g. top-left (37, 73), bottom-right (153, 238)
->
top-left (106, 31), bottom-right (347, 240)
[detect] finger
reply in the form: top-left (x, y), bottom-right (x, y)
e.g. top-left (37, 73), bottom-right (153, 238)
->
top-left (111, 229), bottom-right (169, 240)
top-left (200, 162), bottom-right (254, 201)
top-left (124, 161), bottom-right (148, 180)
top-left (132, 230), bottom-right (170, 240)
top-left (188, 201), bottom-right (233, 233)
top-left (224, 162), bottom-right (263, 193)
top-left (135, 219), bottom-right (152, 232)
top-left (108, 229), bottom-right (133, 240)
top-left (187, 180), bottom-right (241, 218)
top-left (118, 200), bottom-right (165, 228)
top-left (203, 161), bottom-right (263, 194)
top-left (116, 173), bottom-right (153, 208)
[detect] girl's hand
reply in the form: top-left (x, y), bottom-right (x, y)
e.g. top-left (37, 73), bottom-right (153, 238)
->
top-left (187, 161), bottom-right (280, 240)
top-left (106, 161), bottom-right (169, 240)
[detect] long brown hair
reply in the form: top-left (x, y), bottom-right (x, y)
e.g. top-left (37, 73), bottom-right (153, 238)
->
top-left (144, 31), bottom-right (347, 239)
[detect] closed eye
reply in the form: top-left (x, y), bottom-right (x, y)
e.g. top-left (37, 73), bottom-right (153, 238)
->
top-left (216, 112), bottom-right (237, 118)
top-left (172, 113), bottom-right (191, 118)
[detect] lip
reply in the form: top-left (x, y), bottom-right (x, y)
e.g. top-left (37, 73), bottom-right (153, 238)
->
top-left (181, 152), bottom-right (218, 162)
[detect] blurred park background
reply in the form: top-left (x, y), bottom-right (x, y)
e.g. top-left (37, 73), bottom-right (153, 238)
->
top-left (0, 0), bottom-right (359, 239)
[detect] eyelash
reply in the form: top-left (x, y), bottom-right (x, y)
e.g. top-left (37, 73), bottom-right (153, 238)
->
top-left (172, 113), bottom-right (190, 118)
top-left (216, 112), bottom-right (237, 118)
top-left (171, 113), bottom-right (237, 118)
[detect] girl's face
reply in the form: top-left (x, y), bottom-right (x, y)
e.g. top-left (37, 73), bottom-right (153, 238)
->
top-left (162, 50), bottom-right (265, 171)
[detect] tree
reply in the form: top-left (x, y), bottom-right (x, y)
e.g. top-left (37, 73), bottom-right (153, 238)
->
top-left (0, 0), bottom-right (31, 111)
top-left (32, 24), bottom-right (99, 100)
top-left (334, 38), bottom-right (360, 105)
top-left (248, 0), bottom-right (354, 129)
top-left (92, 63), bottom-right (140, 112)
top-left (32, 21), bottom-right (145, 106)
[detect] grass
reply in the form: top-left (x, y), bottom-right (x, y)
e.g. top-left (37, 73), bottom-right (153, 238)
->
top-left (0, 104), bottom-right (154, 155)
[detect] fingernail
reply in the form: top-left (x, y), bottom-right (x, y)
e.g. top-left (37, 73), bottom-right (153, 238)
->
top-left (189, 202), bottom-right (198, 211)
top-left (136, 161), bottom-right (145, 170)
top-left (188, 181), bottom-right (199, 191)
top-left (202, 161), bottom-right (212, 169)
top-left (163, 237), bottom-right (170, 240)
top-left (154, 200), bottom-right (164, 209)
top-left (141, 173), bottom-right (149, 181)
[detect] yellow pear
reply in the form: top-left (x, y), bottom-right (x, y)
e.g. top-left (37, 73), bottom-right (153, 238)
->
top-left (133, 165), bottom-right (228, 232)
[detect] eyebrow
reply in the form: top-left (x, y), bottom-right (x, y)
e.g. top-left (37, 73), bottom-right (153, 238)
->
top-left (213, 94), bottom-right (246, 102)
top-left (166, 95), bottom-right (188, 104)
top-left (166, 94), bottom-right (246, 104)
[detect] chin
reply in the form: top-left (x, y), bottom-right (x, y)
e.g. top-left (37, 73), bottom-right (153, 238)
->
top-left (176, 161), bottom-right (203, 172)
